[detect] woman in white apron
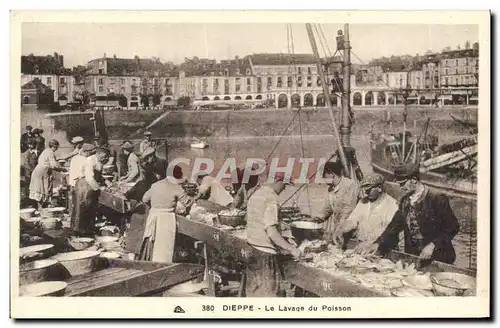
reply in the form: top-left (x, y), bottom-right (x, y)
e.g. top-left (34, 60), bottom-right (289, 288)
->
top-left (138, 166), bottom-right (185, 263)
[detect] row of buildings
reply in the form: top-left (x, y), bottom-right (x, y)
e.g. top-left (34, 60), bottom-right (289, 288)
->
top-left (21, 46), bottom-right (479, 109)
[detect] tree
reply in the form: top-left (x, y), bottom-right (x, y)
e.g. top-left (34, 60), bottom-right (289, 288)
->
top-left (473, 42), bottom-right (479, 54)
top-left (456, 44), bottom-right (461, 50)
top-left (177, 96), bottom-right (192, 108)
top-left (465, 41), bottom-right (471, 50)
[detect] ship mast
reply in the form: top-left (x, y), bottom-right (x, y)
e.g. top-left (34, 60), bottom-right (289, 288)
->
top-left (305, 23), bottom-right (350, 177)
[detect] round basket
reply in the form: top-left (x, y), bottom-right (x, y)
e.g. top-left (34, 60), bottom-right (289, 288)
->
top-left (430, 272), bottom-right (476, 296)
top-left (19, 281), bottom-right (68, 297)
top-left (67, 237), bottom-right (95, 251)
top-left (216, 214), bottom-right (246, 227)
top-left (51, 251), bottom-right (100, 277)
top-left (20, 208), bottom-right (36, 220)
top-left (20, 244), bottom-right (54, 258)
top-left (19, 259), bottom-right (58, 285)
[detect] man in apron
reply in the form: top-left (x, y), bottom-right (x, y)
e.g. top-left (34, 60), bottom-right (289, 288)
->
top-left (245, 172), bottom-right (302, 297)
top-left (71, 147), bottom-right (110, 236)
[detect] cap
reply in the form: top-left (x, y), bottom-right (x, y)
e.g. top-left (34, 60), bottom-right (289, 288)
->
top-left (274, 172), bottom-right (294, 185)
top-left (121, 141), bottom-right (134, 150)
top-left (81, 143), bottom-right (96, 152)
top-left (32, 128), bottom-right (40, 134)
top-left (360, 173), bottom-right (385, 188)
top-left (144, 131), bottom-right (152, 136)
top-left (71, 136), bottom-right (84, 144)
top-left (26, 125), bottom-right (33, 130)
top-left (140, 146), bottom-right (155, 159)
top-left (394, 163), bottom-right (420, 181)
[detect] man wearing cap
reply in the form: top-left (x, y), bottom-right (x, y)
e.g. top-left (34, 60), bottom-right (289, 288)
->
top-left (374, 163), bottom-right (460, 264)
top-left (119, 141), bottom-right (143, 183)
top-left (72, 147), bottom-right (111, 236)
top-left (68, 143), bottom-right (95, 217)
top-left (315, 160), bottom-right (359, 243)
top-left (139, 131), bottom-right (153, 154)
top-left (333, 173), bottom-right (399, 253)
top-left (245, 172), bottom-right (303, 297)
top-left (59, 136), bottom-right (85, 161)
top-left (21, 125), bottom-right (35, 153)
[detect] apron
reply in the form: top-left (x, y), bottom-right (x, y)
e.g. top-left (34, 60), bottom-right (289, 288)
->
top-left (71, 178), bottom-right (99, 235)
top-left (139, 207), bottom-right (176, 263)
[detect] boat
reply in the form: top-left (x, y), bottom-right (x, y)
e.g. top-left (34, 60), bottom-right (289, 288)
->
top-left (369, 95), bottom-right (478, 201)
top-left (190, 138), bottom-right (209, 149)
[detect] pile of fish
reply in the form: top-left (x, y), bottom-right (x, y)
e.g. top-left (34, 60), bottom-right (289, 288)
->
top-left (304, 245), bottom-right (434, 296)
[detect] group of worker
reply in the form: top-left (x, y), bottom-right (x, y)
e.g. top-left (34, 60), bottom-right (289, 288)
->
top-left (241, 158), bottom-right (459, 297)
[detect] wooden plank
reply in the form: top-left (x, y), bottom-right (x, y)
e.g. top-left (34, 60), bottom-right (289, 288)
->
top-left (283, 261), bottom-right (386, 297)
top-left (66, 267), bottom-right (127, 286)
top-left (176, 216), bottom-right (255, 262)
top-left (105, 258), bottom-right (171, 272)
top-left (67, 269), bottom-right (144, 296)
top-left (99, 190), bottom-right (129, 213)
top-left (69, 263), bottom-right (205, 297)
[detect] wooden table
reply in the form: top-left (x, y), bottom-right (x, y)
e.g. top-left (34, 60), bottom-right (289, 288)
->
top-left (63, 258), bottom-right (204, 297)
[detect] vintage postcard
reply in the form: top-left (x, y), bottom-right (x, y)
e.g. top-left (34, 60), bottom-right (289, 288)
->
top-left (10, 10), bottom-right (490, 319)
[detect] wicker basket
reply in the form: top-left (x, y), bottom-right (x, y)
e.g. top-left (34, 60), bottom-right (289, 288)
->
top-left (215, 213), bottom-right (246, 227)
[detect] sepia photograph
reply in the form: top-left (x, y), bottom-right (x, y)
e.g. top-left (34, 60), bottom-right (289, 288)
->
top-left (10, 10), bottom-right (490, 319)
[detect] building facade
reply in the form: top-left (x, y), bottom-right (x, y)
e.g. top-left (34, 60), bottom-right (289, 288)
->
top-left (84, 56), bottom-right (178, 108)
top-left (439, 49), bottom-right (478, 88)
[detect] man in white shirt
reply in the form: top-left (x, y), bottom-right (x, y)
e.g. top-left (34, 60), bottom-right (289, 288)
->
top-left (71, 147), bottom-right (110, 236)
top-left (119, 141), bottom-right (143, 183)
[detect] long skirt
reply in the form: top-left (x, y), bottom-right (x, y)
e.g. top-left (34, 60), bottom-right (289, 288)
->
top-left (138, 208), bottom-right (176, 263)
top-left (71, 178), bottom-right (99, 236)
top-left (29, 165), bottom-right (53, 204)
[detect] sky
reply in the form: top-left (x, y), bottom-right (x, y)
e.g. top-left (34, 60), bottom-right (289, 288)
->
top-left (21, 23), bottom-right (479, 67)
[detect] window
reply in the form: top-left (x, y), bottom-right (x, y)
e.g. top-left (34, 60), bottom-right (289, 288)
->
top-left (98, 69), bottom-right (104, 74)
top-left (98, 85), bottom-right (104, 93)
top-left (247, 85), bottom-right (252, 92)
top-left (98, 78), bottom-right (104, 85)
top-left (236, 84), bottom-right (241, 92)
top-left (445, 68), bottom-right (448, 75)
top-left (306, 76), bottom-right (312, 87)
top-left (455, 60), bottom-right (458, 66)
top-left (120, 87), bottom-right (125, 94)
top-left (317, 78), bottom-right (322, 86)
top-left (246, 69), bottom-right (251, 75)
top-left (287, 76), bottom-right (292, 88)
top-left (257, 77), bottom-right (262, 85)
top-left (277, 76), bottom-right (282, 88)
top-left (297, 76), bottom-right (303, 87)
top-left (307, 67), bottom-right (312, 75)
top-left (267, 77), bottom-right (272, 87)
top-left (445, 77), bottom-right (448, 85)
top-left (455, 78), bottom-right (459, 85)
top-left (298, 67), bottom-right (302, 74)
top-left (224, 79), bottom-right (230, 94)
top-left (60, 77), bottom-right (66, 84)
top-left (466, 67), bottom-right (469, 74)
top-left (120, 78), bottom-right (125, 84)
top-left (455, 68), bottom-right (458, 75)
top-left (247, 78), bottom-right (251, 85)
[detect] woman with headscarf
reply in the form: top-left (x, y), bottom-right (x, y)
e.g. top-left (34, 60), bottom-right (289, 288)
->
top-left (21, 140), bottom-right (39, 207)
top-left (138, 165), bottom-right (185, 263)
top-left (29, 139), bottom-right (66, 208)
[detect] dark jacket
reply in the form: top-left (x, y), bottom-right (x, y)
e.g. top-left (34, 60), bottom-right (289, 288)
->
top-left (35, 136), bottom-right (46, 153)
top-left (20, 133), bottom-right (35, 153)
top-left (143, 157), bottom-right (167, 183)
top-left (377, 189), bottom-right (460, 264)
